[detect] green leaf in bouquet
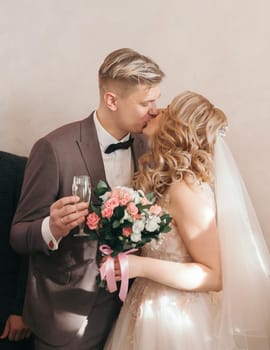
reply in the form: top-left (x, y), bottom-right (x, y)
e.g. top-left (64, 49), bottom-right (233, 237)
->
top-left (87, 231), bottom-right (99, 240)
top-left (99, 225), bottom-right (110, 237)
top-left (100, 217), bottom-right (110, 227)
top-left (122, 220), bottom-right (132, 228)
top-left (145, 191), bottom-right (155, 203)
top-left (141, 236), bottom-right (152, 244)
top-left (90, 204), bottom-right (101, 216)
top-left (161, 214), bottom-right (172, 225)
top-left (105, 234), bottom-right (116, 242)
top-left (114, 206), bottom-right (125, 219)
top-left (160, 225), bottom-right (171, 233)
top-left (136, 203), bottom-right (152, 211)
top-left (95, 180), bottom-right (109, 197)
top-left (111, 249), bottom-right (121, 257)
top-left (112, 219), bottom-right (121, 229)
top-left (103, 228), bottom-right (114, 238)
top-left (123, 242), bottom-right (133, 250)
top-left (110, 241), bottom-right (125, 256)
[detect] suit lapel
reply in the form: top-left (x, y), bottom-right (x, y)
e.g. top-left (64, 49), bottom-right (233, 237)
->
top-left (76, 113), bottom-right (108, 201)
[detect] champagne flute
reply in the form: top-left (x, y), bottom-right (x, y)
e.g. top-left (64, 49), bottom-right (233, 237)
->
top-left (72, 175), bottom-right (91, 237)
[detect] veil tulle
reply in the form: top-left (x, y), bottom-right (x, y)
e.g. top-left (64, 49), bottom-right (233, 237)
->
top-left (214, 136), bottom-right (270, 349)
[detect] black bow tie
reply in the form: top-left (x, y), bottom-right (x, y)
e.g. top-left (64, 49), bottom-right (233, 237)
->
top-left (104, 137), bottom-right (134, 154)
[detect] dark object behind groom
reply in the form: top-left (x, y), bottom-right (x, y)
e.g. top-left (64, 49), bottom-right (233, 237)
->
top-left (0, 151), bottom-right (33, 350)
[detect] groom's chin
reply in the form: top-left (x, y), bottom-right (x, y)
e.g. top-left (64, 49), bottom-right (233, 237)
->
top-left (142, 125), bottom-right (149, 136)
top-left (142, 121), bottom-right (149, 131)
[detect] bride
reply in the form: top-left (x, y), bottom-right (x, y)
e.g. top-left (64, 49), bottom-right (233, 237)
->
top-left (104, 91), bottom-right (270, 350)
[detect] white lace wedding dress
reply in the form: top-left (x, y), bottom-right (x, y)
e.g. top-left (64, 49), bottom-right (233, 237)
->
top-left (104, 185), bottom-right (224, 350)
top-left (105, 229), bottom-right (223, 350)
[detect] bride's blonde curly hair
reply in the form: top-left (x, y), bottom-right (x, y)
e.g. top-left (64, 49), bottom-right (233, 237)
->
top-left (133, 91), bottom-right (228, 198)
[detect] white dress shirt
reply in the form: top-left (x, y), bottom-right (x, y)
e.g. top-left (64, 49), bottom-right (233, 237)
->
top-left (42, 111), bottom-right (134, 250)
top-left (93, 112), bottom-right (133, 188)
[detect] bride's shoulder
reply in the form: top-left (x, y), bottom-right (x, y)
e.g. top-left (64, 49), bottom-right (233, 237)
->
top-left (167, 180), bottom-right (197, 207)
top-left (167, 179), bottom-right (214, 207)
top-left (169, 180), bottom-right (191, 195)
top-left (166, 180), bottom-right (216, 227)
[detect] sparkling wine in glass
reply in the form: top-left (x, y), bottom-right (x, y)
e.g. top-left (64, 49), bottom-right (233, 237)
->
top-left (72, 175), bottom-right (91, 237)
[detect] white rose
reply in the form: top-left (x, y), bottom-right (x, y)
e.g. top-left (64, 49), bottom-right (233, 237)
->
top-left (132, 220), bottom-right (145, 234)
top-left (131, 231), bottom-right (142, 242)
top-left (100, 192), bottom-right (111, 202)
top-left (120, 209), bottom-right (132, 223)
top-left (145, 216), bottom-right (161, 232)
top-left (120, 186), bottom-right (135, 197)
top-left (132, 191), bottom-right (142, 204)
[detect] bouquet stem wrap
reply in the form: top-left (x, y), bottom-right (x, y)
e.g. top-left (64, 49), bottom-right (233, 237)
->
top-left (99, 244), bottom-right (138, 302)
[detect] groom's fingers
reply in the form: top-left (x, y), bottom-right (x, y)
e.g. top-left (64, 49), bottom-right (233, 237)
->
top-left (54, 196), bottom-right (79, 207)
top-left (49, 196), bottom-right (89, 239)
top-left (60, 207), bottom-right (89, 228)
top-left (51, 196), bottom-right (88, 221)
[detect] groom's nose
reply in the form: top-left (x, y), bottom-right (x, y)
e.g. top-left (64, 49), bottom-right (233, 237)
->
top-left (148, 103), bottom-right (157, 117)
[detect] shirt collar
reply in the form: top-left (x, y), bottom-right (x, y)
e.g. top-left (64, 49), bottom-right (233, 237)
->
top-left (93, 111), bottom-right (130, 152)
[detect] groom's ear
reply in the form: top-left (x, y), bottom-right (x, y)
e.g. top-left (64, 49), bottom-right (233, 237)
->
top-left (104, 92), bottom-right (118, 111)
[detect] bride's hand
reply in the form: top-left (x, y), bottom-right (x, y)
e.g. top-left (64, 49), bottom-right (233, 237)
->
top-left (100, 254), bottom-right (143, 281)
top-left (114, 257), bottom-right (121, 281)
top-left (115, 254), bottom-right (143, 280)
top-left (100, 256), bottom-right (122, 281)
top-left (112, 255), bottom-right (141, 281)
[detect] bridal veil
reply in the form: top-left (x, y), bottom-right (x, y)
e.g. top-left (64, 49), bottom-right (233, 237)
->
top-left (214, 135), bottom-right (270, 349)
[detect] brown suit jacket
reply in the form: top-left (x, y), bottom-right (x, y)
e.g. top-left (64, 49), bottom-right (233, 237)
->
top-left (10, 113), bottom-right (147, 347)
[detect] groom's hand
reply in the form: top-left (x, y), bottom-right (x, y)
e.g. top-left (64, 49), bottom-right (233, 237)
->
top-left (0, 315), bottom-right (31, 341)
top-left (49, 196), bottom-right (89, 240)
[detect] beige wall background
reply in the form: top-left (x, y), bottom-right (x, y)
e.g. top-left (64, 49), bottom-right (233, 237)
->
top-left (1, 0), bottom-right (269, 246)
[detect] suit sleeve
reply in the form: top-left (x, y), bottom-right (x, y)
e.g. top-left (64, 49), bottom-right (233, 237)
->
top-left (10, 137), bottom-right (60, 255)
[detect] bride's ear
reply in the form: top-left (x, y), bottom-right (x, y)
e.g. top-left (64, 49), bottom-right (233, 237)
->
top-left (104, 92), bottom-right (118, 111)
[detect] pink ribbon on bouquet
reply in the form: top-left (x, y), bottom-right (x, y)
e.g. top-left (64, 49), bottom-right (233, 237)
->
top-left (99, 244), bottom-right (138, 302)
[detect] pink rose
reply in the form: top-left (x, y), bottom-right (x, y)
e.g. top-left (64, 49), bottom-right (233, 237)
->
top-left (122, 227), bottom-right (132, 237)
top-left (110, 188), bottom-right (120, 199)
top-left (101, 207), bottom-right (114, 219)
top-left (105, 197), bottom-right (120, 210)
top-left (141, 197), bottom-right (151, 205)
top-left (119, 191), bottom-right (132, 206)
top-left (87, 212), bottom-right (100, 230)
top-left (149, 204), bottom-right (162, 215)
top-left (127, 202), bottom-right (139, 217)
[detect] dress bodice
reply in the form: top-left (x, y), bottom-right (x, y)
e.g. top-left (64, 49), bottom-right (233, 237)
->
top-left (141, 227), bottom-right (192, 262)
top-left (141, 182), bottom-right (215, 263)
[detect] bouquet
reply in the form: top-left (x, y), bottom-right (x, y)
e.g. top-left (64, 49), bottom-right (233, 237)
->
top-left (86, 180), bottom-right (172, 301)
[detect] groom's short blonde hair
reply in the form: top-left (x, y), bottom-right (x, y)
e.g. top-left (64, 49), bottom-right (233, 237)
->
top-left (98, 48), bottom-right (164, 92)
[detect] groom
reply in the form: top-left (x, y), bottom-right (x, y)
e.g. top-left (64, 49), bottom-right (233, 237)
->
top-left (11, 48), bottom-right (164, 350)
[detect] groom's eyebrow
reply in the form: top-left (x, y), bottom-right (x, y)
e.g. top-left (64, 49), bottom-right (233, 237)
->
top-left (143, 93), bottom-right (161, 103)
